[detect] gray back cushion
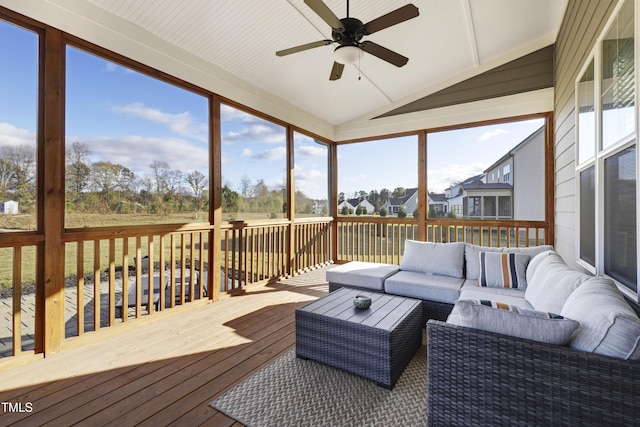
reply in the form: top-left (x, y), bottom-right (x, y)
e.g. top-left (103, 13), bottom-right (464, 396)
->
top-left (561, 277), bottom-right (640, 359)
top-left (400, 240), bottom-right (465, 278)
top-left (524, 252), bottom-right (591, 314)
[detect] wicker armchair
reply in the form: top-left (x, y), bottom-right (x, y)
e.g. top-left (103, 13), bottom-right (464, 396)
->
top-left (426, 320), bottom-right (640, 426)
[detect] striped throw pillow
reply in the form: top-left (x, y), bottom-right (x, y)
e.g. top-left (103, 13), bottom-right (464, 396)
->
top-left (478, 251), bottom-right (530, 289)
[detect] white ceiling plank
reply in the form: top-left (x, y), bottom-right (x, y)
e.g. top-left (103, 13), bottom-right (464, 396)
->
top-left (462, 0), bottom-right (480, 67)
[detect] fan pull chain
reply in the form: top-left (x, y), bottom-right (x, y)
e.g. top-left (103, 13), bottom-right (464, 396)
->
top-left (358, 52), bottom-right (361, 80)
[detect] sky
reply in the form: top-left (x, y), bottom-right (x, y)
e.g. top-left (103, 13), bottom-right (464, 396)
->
top-left (0, 18), bottom-right (544, 201)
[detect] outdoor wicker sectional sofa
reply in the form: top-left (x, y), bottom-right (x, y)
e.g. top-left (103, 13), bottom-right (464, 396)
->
top-left (326, 241), bottom-right (640, 426)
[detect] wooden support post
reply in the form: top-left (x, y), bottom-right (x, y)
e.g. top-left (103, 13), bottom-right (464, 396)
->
top-left (330, 143), bottom-right (338, 262)
top-left (286, 126), bottom-right (295, 277)
top-left (211, 95), bottom-right (222, 301)
top-left (42, 27), bottom-right (65, 355)
top-left (418, 131), bottom-right (427, 241)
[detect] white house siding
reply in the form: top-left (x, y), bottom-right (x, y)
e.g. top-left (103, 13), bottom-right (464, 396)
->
top-left (514, 129), bottom-right (545, 220)
top-left (554, 0), bottom-right (617, 269)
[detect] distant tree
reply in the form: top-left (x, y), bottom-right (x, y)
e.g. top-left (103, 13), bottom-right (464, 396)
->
top-left (358, 190), bottom-right (368, 200)
top-left (65, 141), bottom-right (92, 200)
top-left (149, 160), bottom-right (170, 193)
top-left (239, 175), bottom-right (252, 197)
top-left (186, 170), bottom-right (208, 211)
top-left (221, 185), bottom-right (239, 214)
top-left (413, 208), bottom-right (419, 218)
top-left (3, 144), bottom-right (36, 202)
top-left (429, 205), bottom-right (437, 218)
top-left (392, 187), bottom-right (406, 198)
top-left (379, 206), bottom-right (388, 217)
top-left (447, 210), bottom-right (457, 219)
top-left (379, 188), bottom-right (390, 206)
top-left (355, 205), bottom-right (364, 215)
top-left (397, 206), bottom-right (407, 218)
top-left (340, 204), bottom-right (350, 215)
top-left (368, 190), bottom-right (380, 211)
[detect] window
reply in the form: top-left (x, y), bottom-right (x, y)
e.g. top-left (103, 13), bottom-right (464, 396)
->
top-left (294, 132), bottom-right (329, 217)
top-left (576, 0), bottom-right (637, 293)
top-left (337, 136), bottom-right (417, 217)
top-left (65, 47), bottom-right (209, 227)
top-left (427, 117), bottom-right (545, 221)
top-left (579, 166), bottom-right (596, 266)
top-left (0, 20), bottom-right (38, 232)
top-left (604, 147), bottom-right (636, 290)
top-left (502, 164), bottom-right (511, 182)
top-left (220, 104), bottom-right (286, 221)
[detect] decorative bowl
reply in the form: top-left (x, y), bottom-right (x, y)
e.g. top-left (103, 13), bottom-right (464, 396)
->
top-left (353, 295), bottom-right (372, 309)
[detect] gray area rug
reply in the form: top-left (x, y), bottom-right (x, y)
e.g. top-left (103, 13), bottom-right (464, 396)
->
top-left (210, 346), bottom-right (427, 427)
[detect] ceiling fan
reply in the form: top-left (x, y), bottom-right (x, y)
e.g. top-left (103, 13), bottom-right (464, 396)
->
top-left (276, 0), bottom-right (419, 81)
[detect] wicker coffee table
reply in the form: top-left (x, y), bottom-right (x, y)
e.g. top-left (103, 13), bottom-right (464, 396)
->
top-left (295, 287), bottom-right (422, 389)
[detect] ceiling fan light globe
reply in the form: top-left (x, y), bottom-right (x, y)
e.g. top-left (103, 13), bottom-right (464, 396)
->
top-left (333, 45), bottom-right (363, 65)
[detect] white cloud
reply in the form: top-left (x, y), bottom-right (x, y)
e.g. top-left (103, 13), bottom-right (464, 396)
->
top-left (241, 148), bottom-right (252, 156)
top-left (478, 128), bottom-right (508, 142)
top-left (67, 134), bottom-right (209, 176)
top-left (223, 124), bottom-right (285, 145)
top-left (428, 162), bottom-right (488, 193)
top-left (0, 123), bottom-right (36, 147)
top-left (254, 146), bottom-right (286, 160)
top-left (297, 145), bottom-right (327, 157)
top-left (111, 102), bottom-right (207, 142)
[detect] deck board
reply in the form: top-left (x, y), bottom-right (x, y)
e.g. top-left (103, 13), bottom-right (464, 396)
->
top-left (0, 267), bottom-right (330, 426)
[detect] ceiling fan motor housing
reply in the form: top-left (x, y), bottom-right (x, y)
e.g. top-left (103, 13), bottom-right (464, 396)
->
top-left (332, 17), bottom-right (364, 47)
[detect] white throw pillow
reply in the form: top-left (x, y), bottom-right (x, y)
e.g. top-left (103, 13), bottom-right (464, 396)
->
top-left (400, 240), bottom-right (465, 278)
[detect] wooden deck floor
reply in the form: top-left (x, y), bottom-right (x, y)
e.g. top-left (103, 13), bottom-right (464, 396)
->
top-left (0, 267), bottom-right (330, 426)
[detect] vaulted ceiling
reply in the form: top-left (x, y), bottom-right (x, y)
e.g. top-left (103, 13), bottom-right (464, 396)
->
top-left (2, 0), bottom-right (568, 140)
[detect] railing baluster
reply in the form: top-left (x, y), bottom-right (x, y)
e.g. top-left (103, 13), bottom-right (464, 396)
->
top-left (12, 247), bottom-right (22, 356)
top-left (93, 239), bottom-right (100, 331)
top-left (77, 241), bottom-right (85, 333)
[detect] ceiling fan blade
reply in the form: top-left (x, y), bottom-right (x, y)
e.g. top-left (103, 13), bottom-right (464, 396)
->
top-left (363, 4), bottom-right (419, 35)
top-left (329, 62), bottom-right (344, 81)
top-left (360, 41), bottom-right (409, 67)
top-left (276, 40), bottom-right (333, 56)
top-left (304, 0), bottom-right (345, 30)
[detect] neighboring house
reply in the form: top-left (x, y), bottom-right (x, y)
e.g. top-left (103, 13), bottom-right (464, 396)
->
top-left (385, 188), bottom-right (418, 216)
top-left (344, 198), bottom-right (375, 214)
top-left (442, 126), bottom-right (544, 220)
top-left (0, 201), bottom-right (19, 215)
top-left (428, 193), bottom-right (448, 217)
top-left (337, 199), bottom-right (356, 213)
top-left (483, 125), bottom-right (545, 220)
top-left (445, 175), bottom-right (484, 217)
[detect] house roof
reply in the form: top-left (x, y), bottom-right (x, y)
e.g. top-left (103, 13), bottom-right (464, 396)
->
top-left (462, 182), bottom-right (512, 191)
top-left (3, 1), bottom-right (568, 140)
top-left (388, 187), bottom-right (417, 205)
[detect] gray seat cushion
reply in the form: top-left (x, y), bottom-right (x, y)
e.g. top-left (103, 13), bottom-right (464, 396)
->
top-left (325, 261), bottom-right (399, 291)
top-left (458, 289), bottom-right (532, 309)
top-left (461, 280), bottom-right (528, 298)
top-left (384, 270), bottom-right (463, 304)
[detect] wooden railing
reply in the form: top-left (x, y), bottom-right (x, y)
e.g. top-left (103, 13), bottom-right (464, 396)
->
top-left (62, 225), bottom-right (213, 338)
top-left (335, 217), bottom-right (549, 264)
top-left (1, 215), bottom-right (546, 359)
top-left (220, 218), bottom-right (332, 289)
top-left (0, 237), bottom-right (41, 358)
